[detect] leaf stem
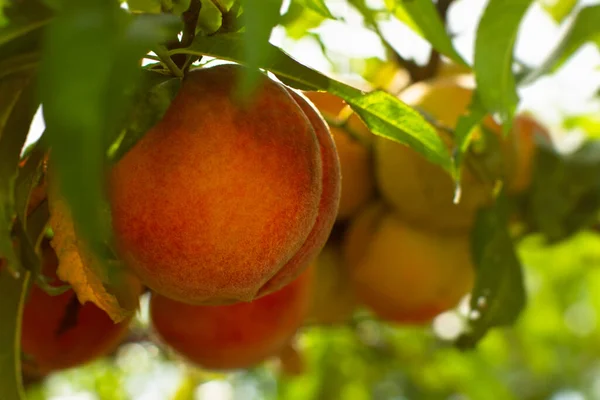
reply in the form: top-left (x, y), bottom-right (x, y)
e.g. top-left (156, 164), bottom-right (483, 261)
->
top-left (153, 46), bottom-right (184, 78)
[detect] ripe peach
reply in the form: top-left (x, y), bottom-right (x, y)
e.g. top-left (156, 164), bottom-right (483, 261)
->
top-left (20, 241), bottom-right (132, 376)
top-left (303, 90), bottom-right (376, 220)
top-left (109, 64), bottom-right (338, 305)
top-left (256, 89), bottom-right (341, 296)
top-left (149, 267), bottom-right (314, 370)
top-left (374, 75), bottom-right (502, 233)
top-left (343, 203), bottom-right (474, 324)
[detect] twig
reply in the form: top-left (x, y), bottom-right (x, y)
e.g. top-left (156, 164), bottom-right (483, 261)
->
top-left (171, 0), bottom-right (202, 71)
top-left (153, 46), bottom-right (184, 77)
top-left (214, 2), bottom-right (242, 35)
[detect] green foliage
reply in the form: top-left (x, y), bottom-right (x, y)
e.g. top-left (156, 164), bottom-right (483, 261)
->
top-left (127, 0), bottom-right (162, 13)
top-left (538, 0), bottom-right (578, 22)
top-left (0, 269), bottom-right (31, 400)
top-left (294, 0), bottom-right (334, 19)
top-left (174, 33), bottom-right (452, 171)
top-left (0, 75), bottom-right (38, 277)
top-left (458, 194), bottom-right (526, 348)
top-left (1, 0), bottom-right (600, 398)
top-left (197, 0), bottom-right (222, 34)
top-left (384, 0), bottom-right (466, 66)
top-left (521, 4), bottom-right (600, 84)
top-left (39, 0), bottom-right (181, 282)
top-left (280, 3), bottom-right (327, 40)
top-left (238, 0), bottom-right (284, 97)
top-left (526, 140), bottom-right (600, 242)
top-left (109, 70), bottom-right (182, 162)
top-left (474, 0), bottom-right (534, 131)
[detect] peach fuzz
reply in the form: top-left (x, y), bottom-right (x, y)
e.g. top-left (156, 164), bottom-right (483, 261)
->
top-left (149, 266), bottom-right (314, 370)
top-left (109, 64), bottom-right (332, 305)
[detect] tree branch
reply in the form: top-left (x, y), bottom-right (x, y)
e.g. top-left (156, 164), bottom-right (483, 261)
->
top-left (171, 0), bottom-right (202, 71)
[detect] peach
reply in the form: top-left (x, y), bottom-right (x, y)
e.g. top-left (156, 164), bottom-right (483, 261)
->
top-left (257, 89), bottom-right (341, 296)
top-left (306, 242), bottom-right (357, 325)
top-left (343, 203), bottom-right (474, 324)
top-left (20, 240), bottom-right (132, 376)
top-left (374, 75), bottom-right (502, 233)
top-left (109, 64), bottom-right (339, 305)
top-left (149, 266), bottom-right (314, 370)
top-left (505, 113), bottom-right (553, 194)
top-left (303, 90), bottom-right (376, 220)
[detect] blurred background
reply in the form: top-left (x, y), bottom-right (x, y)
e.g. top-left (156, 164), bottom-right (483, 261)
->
top-left (23, 0), bottom-right (600, 399)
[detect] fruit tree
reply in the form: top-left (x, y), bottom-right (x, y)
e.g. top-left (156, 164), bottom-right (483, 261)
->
top-left (1, 0), bottom-right (599, 399)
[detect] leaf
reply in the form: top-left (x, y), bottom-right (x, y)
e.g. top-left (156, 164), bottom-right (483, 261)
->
top-left (48, 191), bottom-right (142, 323)
top-left (280, 2), bottom-right (326, 40)
top-left (563, 114), bottom-right (600, 136)
top-left (456, 194), bottom-right (526, 349)
top-left (520, 5), bottom-right (600, 85)
top-left (14, 143), bottom-right (47, 230)
top-left (526, 140), bottom-right (600, 242)
top-left (198, 0), bottom-right (222, 34)
top-left (293, 0), bottom-right (334, 19)
top-left (173, 33), bottom-right (452, 171)
top-left (0, 268), bottom-right (30, 400)
top-left (238, 0), bottom-right (284, 97)
top-left (127, 0), bottom-right (161, 13)
top-left (109, 71), bottom-right (181, 162)
top-left (474, 0), bottom-right (534, 130)
top-left (334, 89), bottom-right (453, 172)
top-left (0, 0), bottom-right (52, 48)
top-left (0, 52), bottom-right (39, 80)
top-left (538, 0), bottom-right (577, 23)
top-left (452, 91), bottom-right (488, 170)
top-left (39, 1), bottom-right (181, 281)
top-left (384, 0), bottom-right (467, 66)
top-left (0, 75), bottom-right (38, 278)
top-left (0, 1), bottom-right (6, 28)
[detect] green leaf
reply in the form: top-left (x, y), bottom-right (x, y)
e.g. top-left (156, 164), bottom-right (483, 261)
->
top-left (0, 1), bottom-right (7, 28)
top-left (538, 0), bottom-right (577, 23)
top-left (336, 89), bottom-right (452, 172)
top-left (452, 91), bottom-right (488, 170)
top-left (109, 71), bottom-right (181, 162)
top-left (280, 2), bottom-right (327, 40)
top-left (457, 194), bottom-right (526, 349)
top-left (172, 0), bottom-right (192, 15)
top-left (0, 0), bottom-right (52, 48)
top-left (198, 0), bottom-right (222, 34)
top-left (563, 114), bottom-right (600, 136)
top-left (384, 0), bottom-right (467, 66)
top-left (520, 5), bottom-right (600, 85)
top-left (0, 52), bottom-right (39, 80)
top-left (39, 1), bottom-right (181, 279)
top-left (0, 268), bottom-right (30, 400)
top-left (293, 0), bottom-right (334, 19)
top-left (14, 142), bottom-right (46, 229)
top-left (172, 33), bottom-right (452, 171)
top-left (474, 0), bottom-right (534, 131)
top-left (0, 74), bottom-right (38, 278)
top-left (127, 0), bottom-right (161, 13)
top-left (238, 0), bottom-right (284, 97)
top-left (526, 140), bottom-right (600, 242)
top-left (40, 0), bottom-right (126, 262)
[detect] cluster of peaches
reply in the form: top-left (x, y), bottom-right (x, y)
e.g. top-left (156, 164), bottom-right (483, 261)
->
top-left (13, 63), bottom-right (553, 379)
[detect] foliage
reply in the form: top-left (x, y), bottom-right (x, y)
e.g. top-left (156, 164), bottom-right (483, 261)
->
top-left (0, 0), bottom-right (599, 398)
